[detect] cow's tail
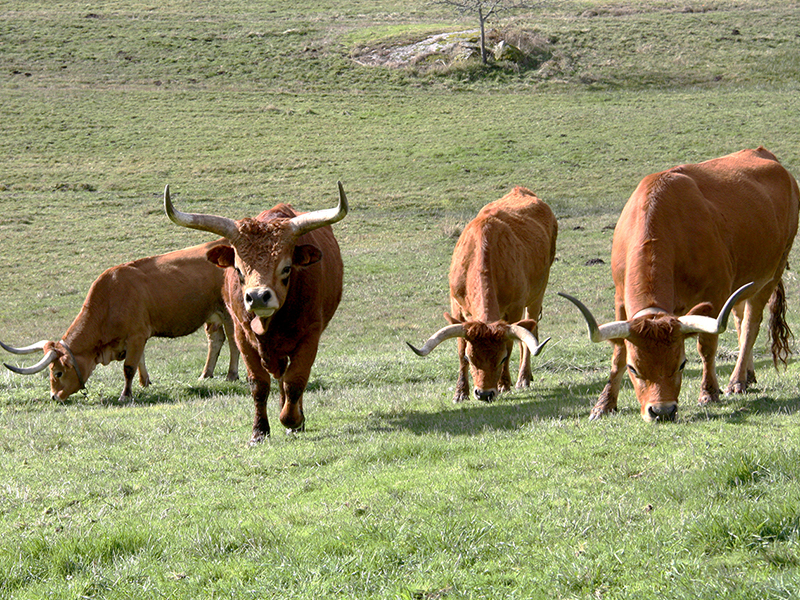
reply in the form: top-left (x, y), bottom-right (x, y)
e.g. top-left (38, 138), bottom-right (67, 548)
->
top-left (768, 278), bottom-right (793, 369)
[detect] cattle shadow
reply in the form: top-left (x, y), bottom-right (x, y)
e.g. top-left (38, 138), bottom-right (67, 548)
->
top-left (95, 379), bottom-right (246, 407)
top-left (371, 358), bottom-right (800, 436)
top-left (367, 378), bottom-right (607, 437)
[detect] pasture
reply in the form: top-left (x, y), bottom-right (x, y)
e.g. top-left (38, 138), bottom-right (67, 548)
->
top-left (2, 1), bottom-right (800, 598)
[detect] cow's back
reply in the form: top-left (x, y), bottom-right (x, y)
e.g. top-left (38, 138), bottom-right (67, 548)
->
top-left (97, 239), bottom-right (228, 340)
top-left (450, 187), bottom-right (557, 321)
top-left (612, 147), bottom-right (800, 314)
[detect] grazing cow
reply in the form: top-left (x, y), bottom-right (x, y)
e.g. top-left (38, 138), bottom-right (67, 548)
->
top-left (163, 182), bottom-right (347, 443)
top-left (1, 239), bottom-right (240, 402)
top-left (560, 147), bottom-right (799, 421)
top-left (407, 186), bottom-right (557, 403)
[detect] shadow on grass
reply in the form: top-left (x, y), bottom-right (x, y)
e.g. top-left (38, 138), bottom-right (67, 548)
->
top-left (372, 358), bottom-right (800, 436)
top-left (370, 378), bottom-right (608, 437)
top-left (96, 379), bottom-right (246, 407)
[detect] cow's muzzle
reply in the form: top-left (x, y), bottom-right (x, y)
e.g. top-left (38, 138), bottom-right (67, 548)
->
top-left (474, 388), bottom-right (497, 403)
top-left (644, 402), bottom-right (678, 422)
top-left (244, 287), bottom-right (279, 316)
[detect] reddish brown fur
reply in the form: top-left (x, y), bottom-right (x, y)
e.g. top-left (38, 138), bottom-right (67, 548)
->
top-left (447, 186), bottom-right (557, 402)
top-left (597, 147), bottom-right (799, 420)
top-left (207, 204), bottom-right (343, 442)
top-left (39, 239), bottom-right (239, 401)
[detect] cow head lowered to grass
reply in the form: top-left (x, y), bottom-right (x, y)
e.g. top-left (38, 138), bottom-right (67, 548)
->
top-left (1, 239), bottom-right (239, 403)
top-left (163, 182), bottom-right (348, 443)
top-left (408, 186), bottom-right (557, 403)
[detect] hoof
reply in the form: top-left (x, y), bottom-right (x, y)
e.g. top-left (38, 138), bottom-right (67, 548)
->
top-left (698, 388), bottom-right (721, 405)
top-left (249, 430), bottom-right (269, 445)
top-left (589, 405), bottom-right (616, 420)
top-left (453, 390), bottom-right (469, 403)
top-left (725, 381), bottom-right (746, 395)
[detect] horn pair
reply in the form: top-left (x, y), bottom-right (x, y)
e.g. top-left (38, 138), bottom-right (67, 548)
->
top-left (407, 323), bottom-right (550, 357)
top-left (0, 340), bottom-right (58, 375)
top-left (164, 182), bottom-right (349, 239)
top-left (558, 282), bottom-right (755, 342)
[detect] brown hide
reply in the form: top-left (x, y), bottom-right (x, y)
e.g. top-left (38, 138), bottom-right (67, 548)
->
top-left (47, 239), bottom-right (238, 401)
top-left (448, 186), bottom-right (557, 402)
top-left (206, 205), bottom-right (343, 442)
top-left (599, 147), bottom-right (799, 420)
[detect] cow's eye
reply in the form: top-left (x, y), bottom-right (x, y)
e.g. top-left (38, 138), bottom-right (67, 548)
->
top-left (500, 354), bottom-right (509, 364)
top-left (679, 359), bottom-right (687, 372)
top-left (627, 364), bottom-right (640, 379)
top-left (280, 265), bottom-right (292, 282)
top-left (234, 267), bottom-right (245, 283)
top-left (54, 370), bottom-right (63, 379)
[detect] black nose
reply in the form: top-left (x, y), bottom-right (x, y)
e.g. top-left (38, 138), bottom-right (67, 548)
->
top-left (475, 389), bottom-right (496, 403)
top-left (245, 289), bottom-right (272, 310)
top-left (647, 403), bottom-right (677, 421)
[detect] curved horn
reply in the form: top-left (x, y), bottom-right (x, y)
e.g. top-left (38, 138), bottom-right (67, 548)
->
top-left (558, 292), bottom-right (631, 342)
top-left (0, 339), bottom-right (49, 355)
top-left (4, 349), bottom-right (59, 375)
top-left (289, 181), bottom-right (349, 237)
top-left (406, 324), bottom-right (466, 357)
top-left (506, 325), bottom-right (551, 357)
top-left (163, 185), bottom-right (240, 241)
top-left (678, 282), bottom-right (756, 335)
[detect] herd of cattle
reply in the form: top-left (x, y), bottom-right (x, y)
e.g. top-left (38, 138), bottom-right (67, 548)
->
top-left (2, 147), bottom-right (798, 442)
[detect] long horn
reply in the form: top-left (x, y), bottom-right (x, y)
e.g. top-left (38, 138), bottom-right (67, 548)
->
top-left (0, 339), bottom-right (49, 355)
top-left (406, 324), bottom-right (466, 357)
top-left (4, 349), bottom-right (59, 375)
top-left (289, 181), bottom-right (349, 237)
top-left (506, 325), bottom-right (551, 357)
top-left (558, 292), bottom-right (631, 342)
top-left (678, 282), bottom-right (755, 335)
top-left (164, 185), bottom-right (240, 241)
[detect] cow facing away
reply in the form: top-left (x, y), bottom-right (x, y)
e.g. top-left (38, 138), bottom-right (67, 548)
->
top-left (560, 147), bottom-right (799, 421)
top-left (163, 182), bottom-right (347, 444)
top-left (408, 187), bottom-right (557, 403)
top-left (1, 239), bottom-right (240, 402)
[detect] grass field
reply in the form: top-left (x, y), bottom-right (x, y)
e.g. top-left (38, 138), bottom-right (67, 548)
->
top-left (3, 1), bottom-right (800, 598)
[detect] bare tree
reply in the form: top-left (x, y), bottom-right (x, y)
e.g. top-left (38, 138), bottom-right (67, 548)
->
top-left (434, 1), bottom-right (535, 64)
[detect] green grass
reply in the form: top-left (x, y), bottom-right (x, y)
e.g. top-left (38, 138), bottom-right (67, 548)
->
top-left (3, 1), bottom-right (800, 598)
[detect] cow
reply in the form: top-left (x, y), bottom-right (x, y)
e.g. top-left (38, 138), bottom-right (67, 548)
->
top-left (1, 239), bottom-right (240, 402)
top-left (559, 147), bottom-right (799, 422)
top-left (407, 186), bottom-right (556, 403)
top-left (162, 182), bottom-right (347, 444)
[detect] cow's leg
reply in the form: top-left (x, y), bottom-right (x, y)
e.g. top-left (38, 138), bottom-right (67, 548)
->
top-left (250, 375), bottom-right (272, 443)
top-left (516, 340), bottom-right (532, 389)
top-left (199, 321), bottom-right (225, 379)
top-left (730, 304), bottom-right (756, 388)
top-left (727, 291), bottom-right (770, 394)
top-left (222, 312), bottom-right (240, 381)
top-left (454, 337), bottom-right (470, 402)
top-left (696, 332), bottom-right (721, 405)
top-left (498, 339), bottom-right (514, 393)
top-left (591, 339), bottom-right (626, 419)
top-left (120, 339), bottom-right (146, 403)
top-left (137, 350), bottom-right (151, 387)
top-left (278, 344), bottom-right (318, 433)
top-left (515, 313), bottom-right (537, 389)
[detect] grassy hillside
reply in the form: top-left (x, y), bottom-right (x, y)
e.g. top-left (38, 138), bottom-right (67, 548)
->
top-left (2, 1), bottom-right (800, 598)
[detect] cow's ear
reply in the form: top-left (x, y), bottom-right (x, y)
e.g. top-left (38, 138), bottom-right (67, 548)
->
top-left (293, 244), bottom-right (323, 267)
top-left (514, 319), bottom-right (538, 332)
top-left (444, 311), bottom-right (464, 324)
top-left (687, 302), bottom-right (715, 317)
top-left (207, 245), bottom-right (235, 268)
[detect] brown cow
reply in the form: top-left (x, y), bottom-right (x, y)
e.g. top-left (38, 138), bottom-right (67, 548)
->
top-left (408, 186), bottom-right (556, 403)
top-left (1, 239), bottom-right (240, 402)
top-left (163, 182), bottom-right (347, 443)
top-left (560, 147), bottom-right (799, 421)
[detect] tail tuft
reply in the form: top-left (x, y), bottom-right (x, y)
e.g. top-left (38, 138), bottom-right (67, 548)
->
top-left (768, 279), bottom-right (793, 369)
